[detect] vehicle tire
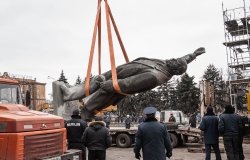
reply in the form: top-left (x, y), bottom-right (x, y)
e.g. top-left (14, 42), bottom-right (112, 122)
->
top-left (169, 133), bottom-right (178, 148)
top-left (116, 133), bottom-right (131, 148)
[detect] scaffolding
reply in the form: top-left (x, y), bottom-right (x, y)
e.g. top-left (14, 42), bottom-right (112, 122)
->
top-left (222, 0), bottom-right (250, 110)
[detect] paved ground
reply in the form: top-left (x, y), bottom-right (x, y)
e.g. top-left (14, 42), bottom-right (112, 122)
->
top-left (106, 143), bottom-right (250, 160)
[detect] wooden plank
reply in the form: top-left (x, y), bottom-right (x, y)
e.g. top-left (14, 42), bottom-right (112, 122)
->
top-left (223, 38), bottom-right (250, 47)
top-left (225, 20), bottom-right (238, 29)
top-left (187, 147), bottom-right (203, 153)
top-left (187, 147), bottom-right (225, 153)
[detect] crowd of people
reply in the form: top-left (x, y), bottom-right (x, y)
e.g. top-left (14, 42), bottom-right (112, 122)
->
top-left (199, 105), bottom-right (247, 160)
top-left (65, 104), bottom-right (248, 160)
top-left (65, 107), bottom-right (173, 160)
top-left (65, 109), bottom-right (111, 160)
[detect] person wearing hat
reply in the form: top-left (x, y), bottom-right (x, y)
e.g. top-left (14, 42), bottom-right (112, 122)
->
top-left (65, 109), bottom-right (88, 160)
top-left (138, 115), bottom-right (144, 124)
top-left (168, 113), bottom-right (176, 123)
top-left (199, 107), bottom-right (222, 160)
top-left (189, 113), bottom-right (197, 128)
top-left (125, 115), bottom-right (132, 129)
top-left (134, 106), bottom-right (172, 160)
top-left (219, 105), bottom-right (243, 160)
top-left (82, 116), bottom-right (112, 160)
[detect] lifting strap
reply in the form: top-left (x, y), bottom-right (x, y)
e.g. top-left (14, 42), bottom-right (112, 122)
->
top-left (84, 0), bottom-right (130, 96)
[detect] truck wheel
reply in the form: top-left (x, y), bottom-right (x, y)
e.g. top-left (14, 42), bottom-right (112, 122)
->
top-left (169, 133), bottom-right (178, 148)
top-left (116, 133), bottom-right (131, 148)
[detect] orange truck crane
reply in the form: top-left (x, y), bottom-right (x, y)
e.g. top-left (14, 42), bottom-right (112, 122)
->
top-left (0, 78), bottom-right (81, 160)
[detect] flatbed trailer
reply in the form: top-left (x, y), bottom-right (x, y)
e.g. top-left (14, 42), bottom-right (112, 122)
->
top-left (109, 124), bottom-right (202, 148)
top-left (109, 127), bottom-right (137, 148)
top-left (170, 125), bottom-right (202, 147)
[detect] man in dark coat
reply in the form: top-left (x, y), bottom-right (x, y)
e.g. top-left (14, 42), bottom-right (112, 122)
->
top-left (65, 109), bottom-right (88, 160)
top-left (219, 105), bottom-right (243, 160)
top-left (138, 115), bottom-right (144, 124)
top-left (237, 112), bottom-right (248, 160)
top-left (54, 47), bottom-right (205, 120)
top-left (134, 106), bottom-right (172, 160)
top-left (125, 115), bottom-right (132, 129)
top-left (103, 115), bottom-right (111, 129)
top-left (82, 116), bottom-right (112, 160)
top-left (189, 113), bottom-right (196, 128)
top-left (199, 107), bottom-right (222, 160)
top-left (168, 113), bottom-right (176, 122)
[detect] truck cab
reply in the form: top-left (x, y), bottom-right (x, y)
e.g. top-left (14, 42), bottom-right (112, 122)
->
top-left (160, 110), bottom-right (188, 124)
top-left (0, 78), bottom-right (22, 104)
top-left (0, 78), bottom-right (81, 160)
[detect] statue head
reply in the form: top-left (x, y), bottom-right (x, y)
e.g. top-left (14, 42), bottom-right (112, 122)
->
top-left (166, 58), bottom-right (187, 75)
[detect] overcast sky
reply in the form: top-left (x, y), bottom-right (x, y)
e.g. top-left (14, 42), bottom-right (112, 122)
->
top-left (0, 0), bottom-right (249, 99)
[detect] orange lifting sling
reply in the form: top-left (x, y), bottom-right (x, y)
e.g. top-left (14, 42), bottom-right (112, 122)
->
top-left (84, 0), bottom-right (130, 96)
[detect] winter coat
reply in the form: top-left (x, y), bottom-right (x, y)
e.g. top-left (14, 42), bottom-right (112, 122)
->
top-left (189, 114), bottom-right (196, 127)
top-left (240, 115), bottom-right (249, 137)
top-left (65, 116), bottom-right (87, 149)
top-left (82, 121), bottom-right (112, 151)
top-left (168, 116), bottom-right (176, 122)
top-left (219, 113), bottom-right (243, 137)
top-left (134, 117), bottom-right (172, 160)
top-left (199, 115), bottom-right (219, 144)
top-left (138, 117), bottom-right (144, 123)
top-left (125, 117), bottom-right (132, 124)
top-left (103, 116), bottom-right (111, 129)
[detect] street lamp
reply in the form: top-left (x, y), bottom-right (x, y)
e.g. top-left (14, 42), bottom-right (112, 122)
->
top-left (47, 76), bottom-right (56, 80)
top-left (47, 76), bottom-right (56, 101)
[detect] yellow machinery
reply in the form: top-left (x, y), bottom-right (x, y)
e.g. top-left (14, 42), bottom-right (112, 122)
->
top-left (95, 105), bottom-right (117, 116)
top-left (246, 83), bottom-right (250, 116)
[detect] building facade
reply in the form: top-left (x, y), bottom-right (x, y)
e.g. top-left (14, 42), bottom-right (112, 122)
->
top-left (0, 72), bottom-right (46, 110)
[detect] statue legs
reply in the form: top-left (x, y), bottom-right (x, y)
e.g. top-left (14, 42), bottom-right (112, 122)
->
top-left (81, 88), bottom-right (125, 120)
top-left (53, 75), bottom-right (105, 102)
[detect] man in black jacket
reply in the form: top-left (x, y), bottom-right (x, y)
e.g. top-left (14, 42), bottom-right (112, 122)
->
top-left (237, 112), bottom-right (248, 160)
top-left (199, 107), bottom-right (221, 160)
top-left (134, 106), bottom-right (172, 160)
top-left (125, 115), bottom-right (132, 129)
top-left (189, 113), bottom-right (196, 128)
top-left (82, 116), bottom-right (112, 160)
top-left (219, 105), bottom-right (243, 160)
top-left (65, 109), bottom-right (88, 160)
top-left (168, 113), bottom-right (176, 122)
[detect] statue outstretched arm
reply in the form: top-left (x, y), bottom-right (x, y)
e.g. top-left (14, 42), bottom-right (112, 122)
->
top-left (181, 47), bottom-right (205, 64)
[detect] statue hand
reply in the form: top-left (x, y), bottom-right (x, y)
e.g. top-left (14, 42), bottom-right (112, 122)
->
top-left (94, 75), bottom-right (105, 86)
top-left (100, 80), bottom-right (114, 93)
top-left (194, 47), bottom-right (205, 56)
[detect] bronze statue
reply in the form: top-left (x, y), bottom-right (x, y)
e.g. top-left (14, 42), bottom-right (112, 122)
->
top-left (53, 47), bottom-right (205, 120)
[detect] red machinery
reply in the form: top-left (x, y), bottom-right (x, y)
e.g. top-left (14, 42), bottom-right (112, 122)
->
top-left (0, 78), bottom-right (81, 160)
